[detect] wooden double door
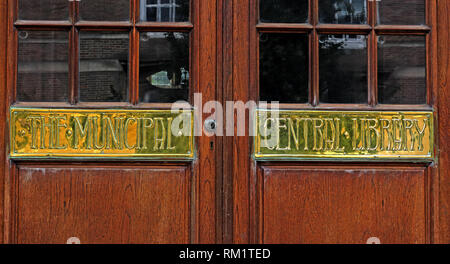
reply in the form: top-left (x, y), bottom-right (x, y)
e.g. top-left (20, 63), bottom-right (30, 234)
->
top-left (1, 0), bottom-right (449, 244)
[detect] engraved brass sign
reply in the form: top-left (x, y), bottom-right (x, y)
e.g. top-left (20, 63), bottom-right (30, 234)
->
top-left (10, 108), bottom-right (194, 159)
top-left (254, 110), bottom-right (434, 161)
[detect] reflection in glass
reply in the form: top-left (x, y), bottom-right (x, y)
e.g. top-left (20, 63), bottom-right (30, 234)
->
top-left (260, 34), bottom-right (309, 103)
top-left (378, 36), bottom-right (426, 104)
top-left (319, 0), bottom-right (367, 24)
top-left (139, 32), bottom-right (189, 103)
top-left (17, 31), bottom-right (69, 102)
top-left (18, 0), bottom-right (69, 21)
top-left (260, 0), bottom-right (308, 23)
top-left (378, 0), bottom-right (425, 25)
top-left (79, 32), bottom-right (129, 102)
top-left (319, 34), bottom-right (367, 104)
top-left (140, 0), bottom-right (190, 22)
top-left (80, 0), bottom-right (129, 21)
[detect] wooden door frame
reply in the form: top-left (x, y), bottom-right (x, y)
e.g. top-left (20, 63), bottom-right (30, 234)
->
top-left (436, 0), bottom-right (450, 244)
top-left (0, 0), bottom-right (221, 244)
top-left (0, 0), bottom-right (7, 243)
top-left (0, 0), bottom-right (449, 244)
top-left (224, 0), bottom-right (450, 244)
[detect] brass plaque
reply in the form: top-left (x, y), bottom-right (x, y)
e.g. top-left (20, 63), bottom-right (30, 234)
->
top-left (10, 108), bottom-right (194, 160)
top-left (254, 110), bottom-right (434, 161)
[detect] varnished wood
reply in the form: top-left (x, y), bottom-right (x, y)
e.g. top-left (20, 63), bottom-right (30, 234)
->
top-left (257, 165), bottom-right (429, 244)
top-left (15, 164), bottom-right (191, 244)
top-left (368, 0), bottom-right (376, 106)
top-left (130, 29), bottom-right (137, 105)
top-left (11, 101), bottom-right (207, 109)
top-left (256, 23), bottom-right (313, 33)
top-left (249, 0), bottom-right (259, 244)
top-left (438, 0), bottom-right (450, 244)
top-left (425, 0), bottom-right (438, 243)
top-left (315, 24), bottom-right (372, 34)
top-left (311, 0), bottom-right (319, 106)
top-left (215, 0), bottom-right (224, 244)
top-left (74, 21), bottom-right (133, 29)
top-left (7, 0), bottom-right (16, 104)
top-left (0, 0), bottom-right (7, 244)
top-left (261, 103), bottom-right (434, 111)
top-left (70, 0), bottom-right (77, 104)
top-left (193, 0), bottom-right (218, 243)
top-left (135, 22), bottom-right (194, 31)
top-left (222, 0), bottom-right (234, 244)
top-left (374, 25), bottom-right (431, 35)
top-left (14, 20), bottom-right (72, 29)
top-left (130, 0), bottom-right (138, 106)
top-left (4, 0), bottom-right (18, 243)
top-left (231, 0), bottom-right (251, 244)
top-left (69, 26), bottom-right (77, 104)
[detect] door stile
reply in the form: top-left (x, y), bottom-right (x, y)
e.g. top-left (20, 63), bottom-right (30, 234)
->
top-left (192, 0), bottom-right (219, 243)
top-left (221, 0), bottom-right (234, 244)
top-left (0, 0), bottom-right (6, 244)
top-left (229, 0), bottom-right (252, 244)
top-left (437, 0), bottom-right (450, 244)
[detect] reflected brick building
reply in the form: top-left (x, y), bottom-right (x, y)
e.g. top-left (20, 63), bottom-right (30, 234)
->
top-left (18, 0), bottom-right (189, 103)
top-left (17, 0), bottom-right (426, 105)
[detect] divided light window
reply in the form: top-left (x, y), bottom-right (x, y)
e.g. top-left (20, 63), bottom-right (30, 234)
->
top-left (14, 0), bottom-right (191, 105)
top-left (258, 0), bottom-right (430, 107)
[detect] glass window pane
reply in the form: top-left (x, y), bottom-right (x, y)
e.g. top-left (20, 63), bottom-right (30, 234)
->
top-left (79, 32), bottom-right (129, 102)
top-left (139, 32), bottom-right (190, 103)
top-left (260, 34), bottom-right (309, 103)
top-left (260, 0), bottom-right (308, 23)
top-left (80, 0), bottom-right (129, 21)
top-left (140, 0), bottom-right (190, 22)
top-left (17, 31), bottom-right (69, 102)
top-left (319, 34), bottom-right (368, 104)
top-left (319, 0), bottom-right (367, 24)
top-left (378, 0), bottom-right (425, 25)
top-left (18, 0), bottom-right (69, 21)
top-left (378, 35), bottom-right (426, 104)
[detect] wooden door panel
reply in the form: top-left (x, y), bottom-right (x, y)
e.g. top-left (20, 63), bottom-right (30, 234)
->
top-left (257, 166), bottom-right (428, 244)
top-left (15, 165), bottom-right (191, 244)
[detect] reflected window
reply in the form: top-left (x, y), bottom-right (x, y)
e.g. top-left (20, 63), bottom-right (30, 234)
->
top-left (139, 32), bottom-right (190, 103)
top-left (260, 0), bottom-right (308, 24)
top-left (319, 0), bottom-right (367, 24)
top-left (319, 34), bottom-right (368, 104)
top-left (377, 0), bottom-right (425, 25)
top-left (79, 32), bottom-right (129, 102)
top-left (80, 0), bottom-right (129, 21)
top-left (140, 0), bottom-right (189, 22)
top-left (378, 35), bottom-right (426, 104)
top-left (18, 0), bottom-right (69, 21)
top-left (260, 34), bottom-right (309, 103)
top-left (149, 69), bottom-right (189, 89)
top-left (17, 31), bottom-right (69, 102)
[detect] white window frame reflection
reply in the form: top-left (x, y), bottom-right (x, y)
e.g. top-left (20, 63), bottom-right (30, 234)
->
top-left (320, 34), bottom-right (366, 50)
top-left (140, 0), bottom-right (179, 22)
